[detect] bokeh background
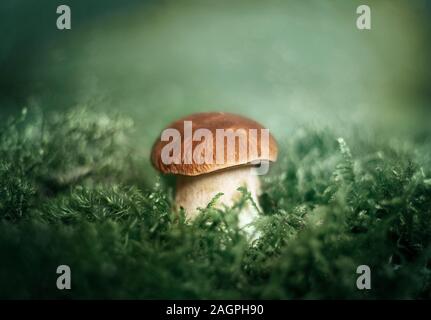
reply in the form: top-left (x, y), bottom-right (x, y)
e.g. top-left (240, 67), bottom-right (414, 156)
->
top-left (1, 0), bottom-right (431, 300)
top-left (1, 0), bottom-right (430, 172)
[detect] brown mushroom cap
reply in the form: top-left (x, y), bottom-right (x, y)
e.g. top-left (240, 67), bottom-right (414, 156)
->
top-left (151, 112), bottom-right (278, 176)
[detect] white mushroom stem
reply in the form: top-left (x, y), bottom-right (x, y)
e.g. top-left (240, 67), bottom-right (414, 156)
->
top-left (175, 166), bottom-right (261, 233)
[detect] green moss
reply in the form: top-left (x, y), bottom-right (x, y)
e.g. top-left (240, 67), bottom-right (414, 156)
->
top-left (0, 108), bottom-right (430, 299)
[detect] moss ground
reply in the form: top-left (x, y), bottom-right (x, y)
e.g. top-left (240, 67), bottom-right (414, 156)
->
top-left (0, 108), bottom-right (430, 299)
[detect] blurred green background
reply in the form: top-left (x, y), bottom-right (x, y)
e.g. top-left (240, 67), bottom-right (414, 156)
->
top-left (1, 0), bottom-right (431, 299)
top-left (1, 0), bottom-right (430, 168)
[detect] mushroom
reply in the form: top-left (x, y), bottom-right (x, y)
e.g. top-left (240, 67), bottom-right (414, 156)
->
top-left (151, 112), bottom-right (278, 231)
